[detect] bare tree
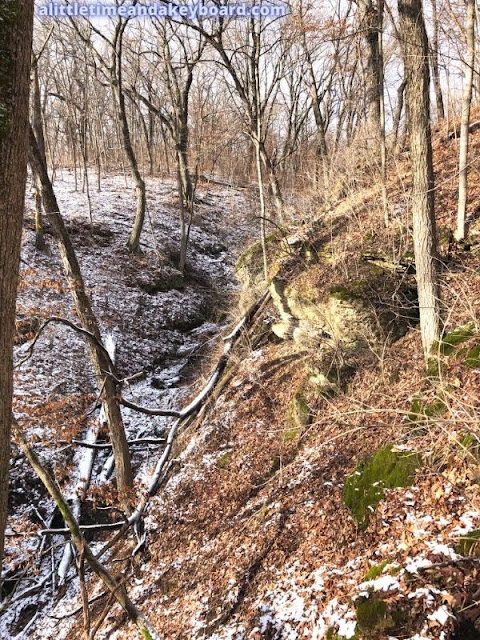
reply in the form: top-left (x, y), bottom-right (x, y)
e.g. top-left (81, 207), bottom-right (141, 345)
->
top-left (29, 127), bottom-right (134, 515)
top-left (456, 0), bottom-right (475, 242)
top-left (430, 0), bottom-right (445, 120)
top-left (127, 20), bottom-right (205, 272)
top-left (0, 0), bottom-right (34, 567)
top-left (398, 0), bottom-right (441, 355)
top-left (66, 15), bottom-right (147, 252)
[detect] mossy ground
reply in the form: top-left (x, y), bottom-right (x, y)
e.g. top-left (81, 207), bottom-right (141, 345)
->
top-left (355, 595), bottom-right (390, 634)
top-left (363, 559), bottom-right (390, 581)
top-left (343, 446), bottom-right (420, 529)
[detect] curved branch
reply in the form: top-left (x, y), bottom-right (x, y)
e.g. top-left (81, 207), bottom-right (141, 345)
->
top-left (16, 316), bottom-right (116, 374)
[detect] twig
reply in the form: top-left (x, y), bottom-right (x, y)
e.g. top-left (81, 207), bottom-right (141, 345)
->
top-left (77, 541), bottom-right (91, 637)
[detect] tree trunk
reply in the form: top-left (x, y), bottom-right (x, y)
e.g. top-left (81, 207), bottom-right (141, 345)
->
top-left (29, 127), bottom-right (134, 514)
top-left (430, 0), bottom-right (445, 120)
top-left (114, 85), bottom-right (146, 253)
top-left (0, 0), bottom-right (34, 569)
top-left (393, 79), bottom-right (407, 153)
top-left (176, 120), bottom-right (194, 274)
top-left (258, 142), bottom-right (284, 223)
top-left (358, 0), bottom-right (382, 125)
top-left (31, 64), bottom-right (47, 251)
top-left (398, 0), bottom-right (441, 357)
top-left (456, 0), bottom-right (475, 242)
top-left (357, 0), bottom-right (388, 224)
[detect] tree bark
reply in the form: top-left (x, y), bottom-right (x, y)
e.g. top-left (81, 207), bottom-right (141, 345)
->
top-left (430, 0), bottom-right (445, 120)
top-left (456, 0), bottom-right (475, 242)
top-left (31, 64), bottom-right (47, 251)
top-left (398, 0), bottom-right (441, 356)
top-left (114, 84), bottom-right (146, 253)
top-left (29, 127), bottom-right (134, 514)
top-left (393, 79), bottom-right (407, 153)
top-left (0, 0), bottom-right (34, 569)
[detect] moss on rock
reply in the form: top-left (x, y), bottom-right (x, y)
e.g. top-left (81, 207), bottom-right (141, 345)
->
top-left (355, 595), bottom-right (392, 634)
top-left (408, 394), bottom-right (446, 424)
top-left (217, 451), bottom-right (233, 469)
top-left (343, 446), bottom-right (420, 529)
top-left (290, 386), bottom-right (312, 430)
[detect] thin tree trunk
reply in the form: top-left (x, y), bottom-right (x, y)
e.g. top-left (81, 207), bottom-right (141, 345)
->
top-left (176, 121), bottom-right (194, 274)
top-left (393, 79), bottom-right (407, 152)
top-left (456, 0), bottom-right (475, 241)
top-left (31, 65), bottom-right (46, 251)
top-left (29, 127), bottom-right (134, 513)
top-left (114, 85), bottom-right (146, 253)
top-left (430, 0), bottom-right (445, 120)
top-left (0, 0), bottom-right (34, 570)
top-left (258, 143), bottom-right (284, 223)
top-left (377, 0), bottom-right (388, 226)
top-left (13, 422), bottom-right (161, 640)
top-left (398, 0), bottom-right (441, 356)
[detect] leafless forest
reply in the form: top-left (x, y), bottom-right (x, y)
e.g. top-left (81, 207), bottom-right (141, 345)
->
top-left (2, 0), bottom-right (480, 638)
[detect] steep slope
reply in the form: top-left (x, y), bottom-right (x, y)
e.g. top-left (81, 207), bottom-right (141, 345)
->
top-left (100, 130), bottom-right (480, 640)
top-left (16, 127), bottom-right (480, 639)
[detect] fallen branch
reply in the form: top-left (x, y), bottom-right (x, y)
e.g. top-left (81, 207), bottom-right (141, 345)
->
top-left (13, 421), bottom-right (162, 640)
top-left (447, 120), bottom-right (480, 140)
top-left (72, 437), bottom-right (166, 450)
top-left (128, 290), bottom-right (271, 524)
top-left (40, 522), bottom-right (126, 536)
top-left (15, 316), bottom-right (116, 374)
top-left (117, 397), bottom-right (181, 418)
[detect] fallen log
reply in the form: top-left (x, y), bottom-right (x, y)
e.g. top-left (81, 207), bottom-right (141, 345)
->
top-left (447, 120), bottom-right (480, 140)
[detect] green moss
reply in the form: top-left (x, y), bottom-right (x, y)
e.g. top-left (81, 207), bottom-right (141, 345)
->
top-left (355, 596), bottom-right (391, 634)
top-left (408, 394), bottom-right (446, 424)
top-left (364, 560), bottom-right (389, 581)
top-left (343, 446), bottom-right (420, 529)
top-left (329, 280), bottom-right (369, 302)
top-left (466, 345), bottom-right (480, 368)
top-left (290, 386), bottom-right (312, 430)
top-left (283, 428), bottom-right (300, 443)
top-left (456, 530), bottom-right (480, 556)
top-left (217, 451), bottom-right (233, 469)
top-left (431, 323), bottom-right (476, 356)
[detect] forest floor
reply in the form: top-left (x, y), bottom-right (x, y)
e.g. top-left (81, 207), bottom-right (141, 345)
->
top-left (5, 127), bottom-right (480, 640)
top-left (3, 170), bottom-right (259, 639)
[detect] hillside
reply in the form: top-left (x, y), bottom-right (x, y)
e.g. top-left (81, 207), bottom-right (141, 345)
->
top-left (8, 124), bottom-right (480, 640)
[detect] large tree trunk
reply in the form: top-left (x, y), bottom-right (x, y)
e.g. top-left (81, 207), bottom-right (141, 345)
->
top-left (0, 0), bottom-right (34, 569)
top-left (29, 128), bottom-right (134, 514)
top-left (398, 0), bottom-right (441, 356)
top-left (456, 0), bottom-right (475, 242)
top-left (357, 0), bottom-right (382, 125)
